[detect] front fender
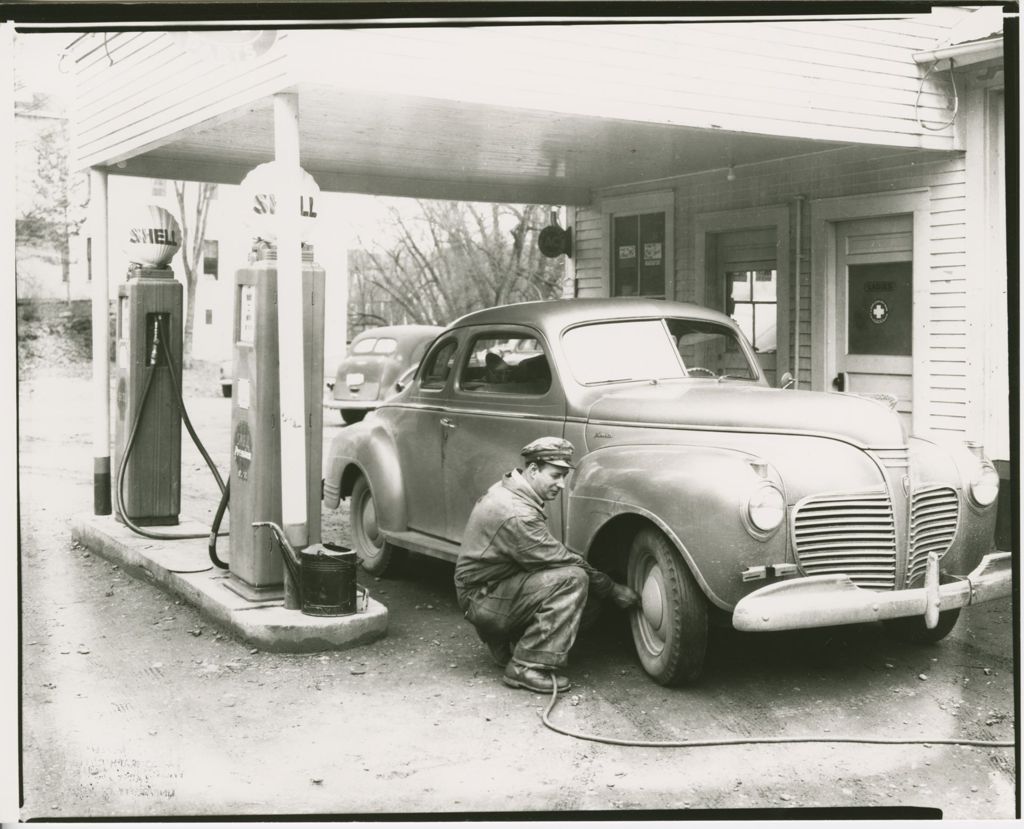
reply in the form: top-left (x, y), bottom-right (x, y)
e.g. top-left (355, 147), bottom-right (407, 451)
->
top-left (322, 417), bottom-right (407, 533)
top-left (568, 444), bottom-right (788, 610)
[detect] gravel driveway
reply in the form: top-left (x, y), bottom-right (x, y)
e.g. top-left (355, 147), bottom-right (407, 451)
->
top-left (16, 356), bottom-right (1017, 819)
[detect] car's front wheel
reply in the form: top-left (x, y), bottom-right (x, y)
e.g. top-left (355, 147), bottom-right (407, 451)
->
top-left (626, 527), bottom-right (708, 685)
top-left (349, 476), bottom-right (406, 577)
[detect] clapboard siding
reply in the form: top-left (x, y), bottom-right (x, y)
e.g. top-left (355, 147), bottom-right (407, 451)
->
top-left (290, 19), bottom-right (958, 150)
top-left (70, 31), bottom-right (293, 169)
top-left (572, 208), bottom-right (605, 297)
top-left (574, 138), bottom-right (976, 442)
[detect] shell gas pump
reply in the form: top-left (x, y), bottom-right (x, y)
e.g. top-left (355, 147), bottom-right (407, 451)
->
top-left (225, 241), bottom-right (326, 601)
top-left (113, 207), bottom-right (185, 527)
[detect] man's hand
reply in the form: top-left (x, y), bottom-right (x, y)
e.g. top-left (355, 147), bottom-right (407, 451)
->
top-left (609, 582), bottom-right (640, 609)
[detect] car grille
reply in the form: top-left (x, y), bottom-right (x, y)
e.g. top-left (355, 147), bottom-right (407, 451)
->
top-left (792, 491), bottom-right (897, 589)
top-left (906, 486), bottom-right (959, 585)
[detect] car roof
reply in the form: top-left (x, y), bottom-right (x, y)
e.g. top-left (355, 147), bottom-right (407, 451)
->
top-left (352, 324), bottom-right (444, 341)
top-left (449, 297), bottom-right (736, 331)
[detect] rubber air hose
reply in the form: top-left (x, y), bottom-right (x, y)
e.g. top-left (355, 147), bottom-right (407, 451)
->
top-left (540, 679), bottom-right (1015, 749)
top-left (208, 478), bottom-right (230, 569)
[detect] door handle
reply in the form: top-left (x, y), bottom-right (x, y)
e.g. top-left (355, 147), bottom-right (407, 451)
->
top-left (440, 417), bottom-right (457, 429)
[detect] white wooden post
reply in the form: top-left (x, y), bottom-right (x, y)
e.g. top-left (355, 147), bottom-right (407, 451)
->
top-left (90, 167), bottom-right (111, 514)
top-left (273, 92), bottom-right (307, 609)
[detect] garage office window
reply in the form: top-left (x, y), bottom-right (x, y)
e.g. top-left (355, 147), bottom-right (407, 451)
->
top-left (603, 191), bottom-right (673, 300)
top-left (727, 268), bottom-right (777, 353)
top-left (613, 213), bottom-right (666, 298)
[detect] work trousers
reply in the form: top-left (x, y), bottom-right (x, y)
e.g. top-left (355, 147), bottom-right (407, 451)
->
top-left (458, 565), bottom-right (589, 670)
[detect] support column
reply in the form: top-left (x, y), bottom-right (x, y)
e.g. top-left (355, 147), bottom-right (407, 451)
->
top-left (274, 92), bottom-right (307, 609)
top-left (90, 167), bottom-right (111, 515)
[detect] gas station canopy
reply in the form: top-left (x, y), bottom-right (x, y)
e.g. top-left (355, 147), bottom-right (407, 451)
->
top-left (67, 24), bottom-right (955, 205)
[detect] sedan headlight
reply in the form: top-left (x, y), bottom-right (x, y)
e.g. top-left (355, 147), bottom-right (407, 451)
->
top-left (748, 483), bottom-right (786, 532)
top-left (969, 461), bottom-right (1000, 508)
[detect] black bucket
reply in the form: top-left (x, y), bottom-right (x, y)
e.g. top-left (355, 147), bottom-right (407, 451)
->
top-left (299, 542), bottom-right (358, 616)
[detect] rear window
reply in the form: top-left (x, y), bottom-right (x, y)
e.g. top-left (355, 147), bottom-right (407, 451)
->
top-left (352, 337), bottom-right (397, 356)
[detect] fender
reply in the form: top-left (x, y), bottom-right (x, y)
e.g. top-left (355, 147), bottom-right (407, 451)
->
top-left (322, 416), bottom-right (408, 533)
top-left (567, 443), bottom-right (789, 610)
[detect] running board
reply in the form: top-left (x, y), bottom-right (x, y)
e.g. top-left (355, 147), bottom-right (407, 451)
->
top-left (383, 530), bottom-right (461, 563)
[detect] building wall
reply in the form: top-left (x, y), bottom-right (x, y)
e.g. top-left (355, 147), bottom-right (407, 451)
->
top-left (573, 134), bottom-right (1008, 463)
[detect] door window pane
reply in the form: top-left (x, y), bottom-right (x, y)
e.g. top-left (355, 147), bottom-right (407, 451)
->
top-left (461, 335), bottom-right (549, 395)
top-left (847, 262), bottom-right (912, 356)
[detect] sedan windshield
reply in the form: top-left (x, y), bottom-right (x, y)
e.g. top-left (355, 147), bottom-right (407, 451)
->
top-left (563, 318), bottom-right (758, 385)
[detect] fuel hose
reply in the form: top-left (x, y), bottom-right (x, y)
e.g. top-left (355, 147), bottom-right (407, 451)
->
top-left (115, 316), bottom-right (229, 548)
top-left (540, 681), bottom-right (1015, 749)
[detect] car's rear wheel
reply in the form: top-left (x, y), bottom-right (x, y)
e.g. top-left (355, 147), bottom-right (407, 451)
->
top-left (883, 608), bottom-right (961, 644)
top-left (349, 476), bottom-right (406, 576)
top-left (626, 527), bottom-right (708, 685)
top-left (341, 409), bottom-right (365, 425)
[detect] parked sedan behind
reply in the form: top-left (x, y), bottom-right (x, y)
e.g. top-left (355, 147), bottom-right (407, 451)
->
top-left (324, 325), bottom-right (443, 424)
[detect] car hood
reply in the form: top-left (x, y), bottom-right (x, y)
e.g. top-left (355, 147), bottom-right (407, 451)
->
top-left (586, 381), bottom-right (906, 447)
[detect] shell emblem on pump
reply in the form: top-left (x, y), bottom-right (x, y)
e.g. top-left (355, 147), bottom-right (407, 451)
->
top-left (239, 161), bottom-right (321, 244)
top-left (233, 421), bottom-right (253, 480)
top-left (123, 205), bottom-right (182, 268)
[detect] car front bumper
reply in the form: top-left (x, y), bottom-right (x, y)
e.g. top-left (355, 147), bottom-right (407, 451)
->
top-left (732, 550), bottom-right (1012, 632)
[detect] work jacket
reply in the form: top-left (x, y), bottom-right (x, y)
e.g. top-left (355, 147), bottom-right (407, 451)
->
top-left (454, 469), bottom-right (614, 597)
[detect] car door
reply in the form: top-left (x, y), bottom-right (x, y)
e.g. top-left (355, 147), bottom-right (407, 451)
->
top-left (440, 326), bottom-right (567, 544)
top-left (390, 334), bottom-right (461, 539)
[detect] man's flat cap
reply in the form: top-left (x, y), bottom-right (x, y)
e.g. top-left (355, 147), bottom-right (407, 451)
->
top-left (521, 437), bottom-right (575, 469)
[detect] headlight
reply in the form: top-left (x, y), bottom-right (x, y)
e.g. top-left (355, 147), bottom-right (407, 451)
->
top-left (748, 483), bottom-right (785, 532)
top-left (970, 461), bottom-right (1000, 507)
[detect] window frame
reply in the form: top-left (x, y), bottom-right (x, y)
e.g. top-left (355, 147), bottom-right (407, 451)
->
top-left (600, 191), bottom-right (674, 300)
top-left (418, 337), bottom-right (460, 392)
top-left (457, 330), bottom-right (552, 397)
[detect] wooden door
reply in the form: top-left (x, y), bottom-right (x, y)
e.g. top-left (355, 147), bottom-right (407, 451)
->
top-left (835, 215), bottom-right (914, 431)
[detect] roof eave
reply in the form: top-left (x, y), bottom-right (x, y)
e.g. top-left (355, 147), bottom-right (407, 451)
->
top-left (913, 36), bottom-right (1003, 70)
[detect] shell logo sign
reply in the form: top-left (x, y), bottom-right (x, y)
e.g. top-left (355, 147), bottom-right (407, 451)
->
top-left (124, 205), bottom-right (182, 268)
top-left (239, 161), bottom-right (321, 243)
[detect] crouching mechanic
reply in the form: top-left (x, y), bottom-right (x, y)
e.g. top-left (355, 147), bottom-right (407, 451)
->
top-left (454, 437), bottom-right (639, 694)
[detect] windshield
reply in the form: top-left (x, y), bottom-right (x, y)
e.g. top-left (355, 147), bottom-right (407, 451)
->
top-left (562, 318), bottom-right (759, 385)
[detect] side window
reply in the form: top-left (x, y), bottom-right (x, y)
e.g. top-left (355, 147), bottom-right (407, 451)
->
top-left (460, 334), bottom-right (551, 395)
top-left (420, 339), bottom-right (459, 390)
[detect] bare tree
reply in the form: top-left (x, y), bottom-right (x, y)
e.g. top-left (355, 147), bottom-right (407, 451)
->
top-left (16, 92), bottom-right (89, 303)
top-left (172, 181), bottom-right (217, 361)
top-left (348, 200), bottom-right (565, 333)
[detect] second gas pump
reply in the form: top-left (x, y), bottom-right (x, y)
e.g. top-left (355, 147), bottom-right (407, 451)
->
top-left (222, 159), bottom-right (331, 605)
top-left (226, 240), bottom-right (325, 601)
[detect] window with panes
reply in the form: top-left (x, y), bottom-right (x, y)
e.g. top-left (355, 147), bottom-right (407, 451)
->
top-left (612, 212), bottom-right (666, 298)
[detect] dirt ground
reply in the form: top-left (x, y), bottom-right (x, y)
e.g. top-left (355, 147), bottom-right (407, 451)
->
top-left (14, 337), bottom-right (1019, 820)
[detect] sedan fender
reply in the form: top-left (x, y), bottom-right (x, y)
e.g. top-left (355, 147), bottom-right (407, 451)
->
top-left (322, 418), bottom-right (408, 533)
top-left (567, 443), bottom-right (789, 610)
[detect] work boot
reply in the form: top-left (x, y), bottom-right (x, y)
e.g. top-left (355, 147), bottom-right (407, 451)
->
top-left (501, 661), bottom-right (571, 694)
top-left (483, 637), bottom-right (512, 667)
